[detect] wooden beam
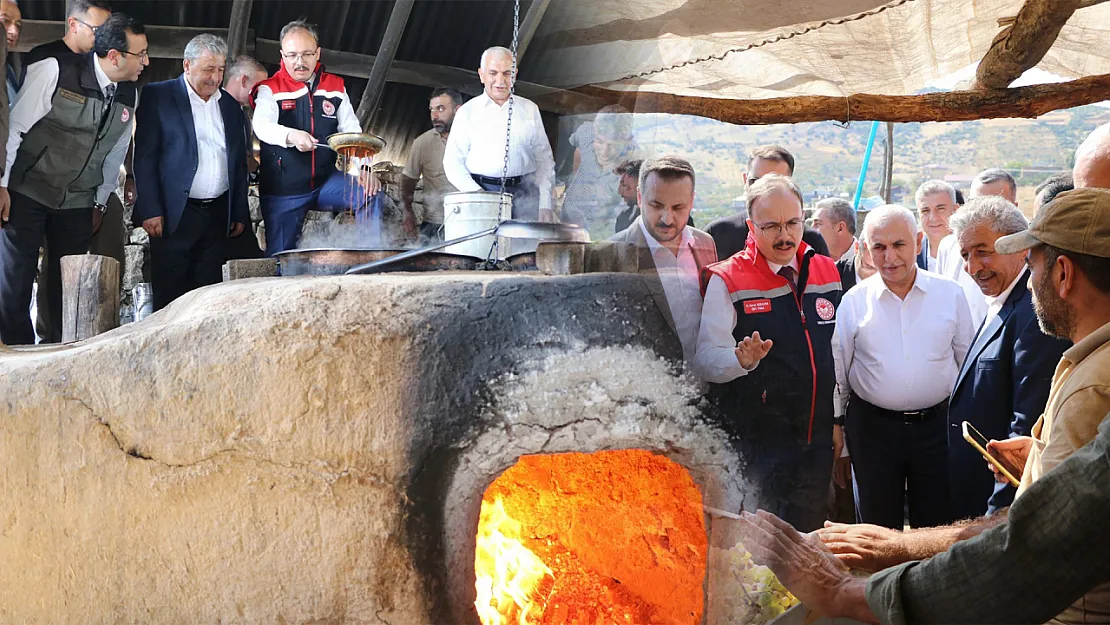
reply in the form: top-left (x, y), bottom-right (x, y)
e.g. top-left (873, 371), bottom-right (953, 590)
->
top-left (13, 20), bottom-right (255, 57)
top-left (226, 0), bottom-right (254, 59)
top-left (515, 0), bottom-right (552, 64)
top-left (356, 0), bottom-right (416, 129)
top-left (254, 38), bottom-right (603, 115)
top-left (324, 0), bottom-right (353, 49)
top-left (974, 0), bottom-right (1082, 90)
top-left (573, 74), bottom-right (1110, 125)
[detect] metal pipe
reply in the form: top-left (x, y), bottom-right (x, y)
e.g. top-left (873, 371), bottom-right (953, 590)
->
top-left (853, 120), bottom-right (881, 209)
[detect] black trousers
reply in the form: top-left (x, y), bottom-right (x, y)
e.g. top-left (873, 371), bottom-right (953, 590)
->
top-left (149, 196), bottom-right (228, 311)
top-left (846, 394), bottom-right (953, 529)
top-left (0, 191), bottom-right (92, 345)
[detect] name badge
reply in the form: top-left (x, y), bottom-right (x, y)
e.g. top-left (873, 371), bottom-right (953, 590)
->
top-left (59, 89), bottom-right (87, 105)
top-left (280, 100), bottom-right (297, 111)
top-left (743, 298), bottom-right (772, 314)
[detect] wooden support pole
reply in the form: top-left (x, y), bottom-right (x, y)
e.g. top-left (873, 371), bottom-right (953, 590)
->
top-left (226, 0), bottom-right (254, 59)
top-left (880, 122), bottom-right (894, 204)
top-left (571, 74), bottom-right (1110, 125)
top-left (61, 254), bottom-right (120, 343)
top-left (356, 0), bottom-right (416, 130)
top-left (974, 0), bottom-right (1082, 90)
top-left (515, 0), bottom-right (552, 64)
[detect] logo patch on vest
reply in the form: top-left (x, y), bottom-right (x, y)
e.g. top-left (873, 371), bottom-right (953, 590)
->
top-left (743, 298), bottom-right (772, 314)
top-left (59, 89), bottom-right (86, 105)
top-left (815, 297), bottom-right (836, 321)
top-left (321, 100), bottom-right (336, 117)
top-left (280, 100), bottom-right (297, 111)
top-left (120, 108), bottom-right (130, 123)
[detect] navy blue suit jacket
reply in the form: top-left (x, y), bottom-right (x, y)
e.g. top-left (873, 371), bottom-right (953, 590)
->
top-left (947, 270), bottom-right (1070, 518)
top-left (133, 75), bottom-right (250, 236)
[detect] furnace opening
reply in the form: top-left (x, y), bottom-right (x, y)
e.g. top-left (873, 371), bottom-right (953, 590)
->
top-left (474, 449), bottom-right (707, 625)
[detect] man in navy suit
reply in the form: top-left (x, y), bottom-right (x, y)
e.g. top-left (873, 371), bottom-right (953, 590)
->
top-left (134, 34), bottom-right (250, 310)
top-left (945, 195), bottom-right (1070, 519)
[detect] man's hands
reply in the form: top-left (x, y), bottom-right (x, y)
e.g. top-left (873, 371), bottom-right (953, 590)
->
top-left (987, 436), bottom-right (1032, 483)
top-left (357, 168), bottom-right (383, 197)
top-left (0, 187), bottom-right (10, 224)
top-left (124, 178), bottom-right (137, 207)
top-left (229, 222), bottom-right (245, 237)
top-left (142, 216), bottom-right (164, 238)
top-left (832, 425), bottom-right (852, 489)
top-left (735, 330), bottom-right (773, 369)
top-left (287, 129), bottom-right (317, 152)
top-left (739, 510), bottom-right (876, 623)
top-left (816, 522), bottom-right (908, 573)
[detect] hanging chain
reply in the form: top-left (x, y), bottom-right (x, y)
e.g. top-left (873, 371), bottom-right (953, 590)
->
top-left (483, 0), bottom-right (521, 267)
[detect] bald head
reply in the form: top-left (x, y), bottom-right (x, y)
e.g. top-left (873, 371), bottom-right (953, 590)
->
top-left (1074, 123), bottom-right (1110, 189)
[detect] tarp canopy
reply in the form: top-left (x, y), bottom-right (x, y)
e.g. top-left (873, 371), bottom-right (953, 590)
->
top-left (526, 0), bottom-right (1110, 100)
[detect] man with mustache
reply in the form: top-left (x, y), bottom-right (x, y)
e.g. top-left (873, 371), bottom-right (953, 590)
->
top-left (943, 196), bottom-right (1069, 520)
top-left (252, 20), bottom-right (381, 256)
top-left (832, 205), bottom-right (975, 528)
top-left (400, 88), bottom-right (463, 242)
top-left (609, 156), bottom-right (716, 367)
top-left (0, 13), bottom-right (146, 345)
top-left (132, 34), bottom-right (251, 310)
top-left (694, 174), bottom-right (842, 532)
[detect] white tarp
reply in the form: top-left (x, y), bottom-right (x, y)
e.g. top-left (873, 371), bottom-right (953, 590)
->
top-left (526, 0), bottom-right (1110, 100)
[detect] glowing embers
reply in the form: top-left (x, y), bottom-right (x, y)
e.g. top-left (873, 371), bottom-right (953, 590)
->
top-left (474, 450), bottom-right (707, 625)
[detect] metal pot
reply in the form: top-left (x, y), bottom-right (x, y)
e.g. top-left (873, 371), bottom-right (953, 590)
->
top-left (274, 248), bottom-right (480, 276)
top-left (325, 132), bottom-right (387, 172)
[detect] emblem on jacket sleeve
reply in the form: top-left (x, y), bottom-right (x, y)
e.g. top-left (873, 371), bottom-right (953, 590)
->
top-left (815, 297), bottom-right (836, 321)
top-left (121, 108), bottom-right (130, 123)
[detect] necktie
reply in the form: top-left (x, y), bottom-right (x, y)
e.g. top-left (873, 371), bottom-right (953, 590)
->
top-left (778, 265), bottom-right (797, 290)
top-left (97, 84), bottom-right (117, 137)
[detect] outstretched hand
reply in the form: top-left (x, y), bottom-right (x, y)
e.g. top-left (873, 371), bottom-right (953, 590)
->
top-left (735, 330), bottom-right (773, 369)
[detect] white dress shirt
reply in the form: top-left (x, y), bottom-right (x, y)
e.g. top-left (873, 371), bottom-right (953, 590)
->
top-left (839, 238), bottom-right (858, 264)
top-left (833, 268), bottom-right (974, 417)
top-left (442, 93), bottom-right (555, 210)
top-left (3, 56), bottom-right (133, 204)
top-left (184, 79), bottom-right (228, 200)
top-left (693, 256), bottom-right (799, 383)
top-left (638, 219), bottom-right (703, 363)
top-left (983, 268), bottom-right (1025, 328)
top-left (936, 233), bottom-right (989, 328)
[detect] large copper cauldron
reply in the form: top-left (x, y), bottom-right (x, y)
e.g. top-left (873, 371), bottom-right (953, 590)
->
top-left (275, 248), bottom-right (480, 276)
top-left (325, 132), bottom-right (386, 172)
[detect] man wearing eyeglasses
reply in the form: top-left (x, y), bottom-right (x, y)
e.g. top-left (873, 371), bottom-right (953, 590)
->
top-left (694, 174), bottom-right (843, 532)
top-left (23, 0), bottom-right (110, 80)
top-left (251, 19), bottom-right (381, 256)
top-left (0, 13), bottom-right (147, 345)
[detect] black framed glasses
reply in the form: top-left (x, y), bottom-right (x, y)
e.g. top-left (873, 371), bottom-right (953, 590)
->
top-left (118, 49), bottom-right (149, 62)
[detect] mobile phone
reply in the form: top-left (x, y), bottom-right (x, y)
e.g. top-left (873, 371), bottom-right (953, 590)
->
top-left (962, 421), bottom-right (1021, 487)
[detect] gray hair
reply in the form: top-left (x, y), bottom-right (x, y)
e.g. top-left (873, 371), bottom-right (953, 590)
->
top-left (184, 33), bottom-right (227, 63)
top-left (862, 204), bottom-right (918, 242)
top-left (814, 197), bottom-right (856, 235)
top-left (747, 173), bottom-right (803, 219)
top-left (480, 46), bottom-right (514, 68)
top-left (227, 54), bottom-right (266, 80)
top-left (949, 195), bottom-right (1028, 240)
top-left (915, 179), bottom-right (957, 206)
top-left (280, 19), bottom-right (318, 47)
top-left (974, 168), bottom-right (1018, 196)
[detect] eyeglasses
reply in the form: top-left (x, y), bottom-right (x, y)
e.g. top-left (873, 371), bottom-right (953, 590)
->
top-left (281, 51), bottom-right (318, 63)
top-left (118, 49), bottom-right (149, 62)
top-left (74, 17), bottom-right (98, 32)
top-left (754, 219), bottom-right (805, 237)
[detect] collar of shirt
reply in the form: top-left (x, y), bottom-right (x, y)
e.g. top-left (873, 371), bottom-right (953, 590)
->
top-left (765, 256), bottom-right (800, 276)
top-left (985, 268), bottom-right (1025, 312)
top-left (878, 265), bottom-right (930, 300)
top-left (184, 77), bottom-right (221, 105)
top-left (1063, 320), bottom-right (1110, 367)
top-left (638, 217), bottom-right (693, 258)
top-left (477, 92), bottom-right (513, 110)
top-left (92, 55), bottom-right (116, 96)
top-left (839, 238), bottom-right (858, 264)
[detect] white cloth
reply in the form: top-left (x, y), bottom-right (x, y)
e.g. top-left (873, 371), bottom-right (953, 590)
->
top-left (983, 268), bottom-right (1025, 329)
top-left (442, 93), bottom-right (556, 210)
top-left (3, 56), bottom-right (132, 204)
top-left (693, 255), bottom-right (799, 383)
top-left (833, 268), bottom-right (975, 417)
top-left (936, 233), bottom-right (990, 328)
top-left (183, 79), bottom-right (228, 200)
top-left (251, 80), bottom-right (361, 148)
top-left (637, 219), bottom-right (702, 363)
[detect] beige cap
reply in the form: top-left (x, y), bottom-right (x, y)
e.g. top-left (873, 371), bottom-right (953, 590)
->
top-left (995, 188), bottom-right (1110, 258)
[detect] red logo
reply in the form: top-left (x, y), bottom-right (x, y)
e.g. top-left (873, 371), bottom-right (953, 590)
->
top-left (321, 100), bottom-right (336, 116)
top-left (120, 108), bottom-right (130, 123)
top-left (815, 297), bottom-right (836, 321)
top-left (280, 100), bottom-right (297, 110)
top-left (743, 299), bottom-right (772, 315)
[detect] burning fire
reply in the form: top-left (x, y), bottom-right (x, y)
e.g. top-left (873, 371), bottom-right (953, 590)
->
top-left (474, 496), bottom-right (553, 625)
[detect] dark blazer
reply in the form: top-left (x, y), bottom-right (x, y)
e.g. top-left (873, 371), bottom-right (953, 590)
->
top-left (947, 270), bottom-right (1070, 518)
top-left (836, 257), bottom-right (856, 291)
top-left (134, 75), bottom-right (250, 236)
top-left (916, 238), bottom-right (930, 270)
top-left (705, 213), bottom-right (829, 261)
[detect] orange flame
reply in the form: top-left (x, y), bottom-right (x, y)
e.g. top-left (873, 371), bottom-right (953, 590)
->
top-left (474, 497), bottom-right (553, 625)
